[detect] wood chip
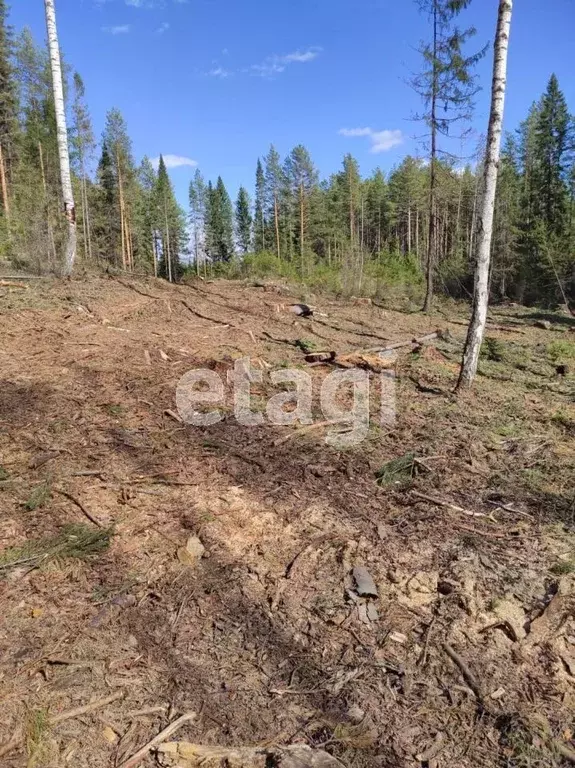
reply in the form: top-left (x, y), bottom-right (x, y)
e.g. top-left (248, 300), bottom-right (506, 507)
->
top-left (353, 565), bottom-right (378, 598)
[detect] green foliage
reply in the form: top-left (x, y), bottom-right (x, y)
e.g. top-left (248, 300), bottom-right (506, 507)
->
top-left (375, 453), bottom-right (417, 487)
top-left (24, 482), bottom-right (51, 511)
top-left (0, 523), bottom-right (113, 571)
top-left (547, 340), bottom-right (575, 362)
top-left (206, 176), bottom-right (234, 262)
top-left (235, 186), bottom-right (252, 255)
top-left (481, 337), bottom-right (506, 362)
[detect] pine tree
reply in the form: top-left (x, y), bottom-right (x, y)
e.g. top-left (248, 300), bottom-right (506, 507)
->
top-left (70, 72), bottom-right (95, 261)
top-left (264, 145), bottom-right (283, 259)
top-left (284, 145), bottom-right (318, 273)
top-left (235, 185), bottom-right (252, 255)
top-left (135, 156), bottom-right (157, 274)
top-left (0, 0), bottom-right (17, 223)
top-left (96, 108), bottom-right (138, 269)
top-left (412, 0), bottom-right (487, 311)
top-left (189, 168), bottom-right (207, 273)
top-left (253, 158), bottom-right (265, 252)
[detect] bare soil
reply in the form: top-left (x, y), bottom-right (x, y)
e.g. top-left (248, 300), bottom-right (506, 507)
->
top-left (0, 274), bottom-right (574, 767)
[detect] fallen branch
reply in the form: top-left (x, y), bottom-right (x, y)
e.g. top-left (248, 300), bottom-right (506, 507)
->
top-left (202, 439), bottom-right (266, 471)
top-left (0, 689), bottom-right (125, 759)
top-left (442, 643), bottom-right (484, 704)
top-left (118, 711), bottom-right (197, 768)
top-left (55, 488), bottom-right (103, 527)
top-left (0, 280), bottom-right (30, 289)
top-left (411, 490), bottom-right (491, 519)
top-left (273, 421), bottom-right (337, 446)
top-left (180, 300), bottom-right (233, 328)
top-left (361, 330), bottom-right (446, 355)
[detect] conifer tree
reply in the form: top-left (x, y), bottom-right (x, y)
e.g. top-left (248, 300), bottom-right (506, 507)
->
top-left (253, 158), bottom-right (265, 252)
top-left (0, 0), bottom-right (17, 222)
top-left (70, 72), bottom-right (95, 260)
top-left (264, 145), bottom-right (283, 259)
top-left (155, 153), bottom-right (186, 281)
top-left (189, 168), bottom-right (207, 273)
top-left (235, 185), bottom-right (252, 255)
top-left (412, 0), bottom-right (487, 311)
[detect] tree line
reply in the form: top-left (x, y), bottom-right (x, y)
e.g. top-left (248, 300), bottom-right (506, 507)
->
top-left (0, 0), bottom-right (573, 308)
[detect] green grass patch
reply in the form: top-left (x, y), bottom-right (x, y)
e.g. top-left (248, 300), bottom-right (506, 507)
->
top-left (547, 340), bottom-right (575, 362)
top-left (375, 452), bottom-right (417, 487)
top-left (24, 482), bottom-right (51, 511)
top-left (0, 465), bottom-right (8, 481)
top-left (550, 561), bottom-right (575, 575)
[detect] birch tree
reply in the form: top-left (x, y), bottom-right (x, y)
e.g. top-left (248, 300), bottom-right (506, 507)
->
top-left (457, 0), bottom-right (513, 390)
top-left (44, 0), bottom-right (76, 275)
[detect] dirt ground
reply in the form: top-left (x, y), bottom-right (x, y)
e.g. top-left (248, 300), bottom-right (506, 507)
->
top-left (0, 274), bottom-right (574, 768)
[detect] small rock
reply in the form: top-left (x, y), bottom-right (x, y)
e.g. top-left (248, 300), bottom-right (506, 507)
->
top-left (367, 602), bottom-right (379, 622)
top-left (377, 524), bottom-right (387, 541)
top-left (490, 687), bottom-right (506, 700)
top-left (389, 631), bottom-right (407, 645)
top-left (177, 535), bottom-right (205, 567)
top-left (102, 726), bottom-right (117, 743)
top-left (534, 320), bottom-right (552, 330)
top-left (353, 566), bottom-right (378, 598)
top-left (387, 568), bottom-right (401, 584)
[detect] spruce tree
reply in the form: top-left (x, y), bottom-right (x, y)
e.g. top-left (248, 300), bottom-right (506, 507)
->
top-left (155, 154), bottom-right (186, 281)
top-left (215, 176), bottom-right (234, 262)
top-left (235, 185), bottom-right (252, 255)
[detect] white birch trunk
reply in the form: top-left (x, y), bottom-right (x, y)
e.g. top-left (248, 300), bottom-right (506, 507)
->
top-left (44, 0), bottom-right (76, 276)
top-left (457, 0), bottom-right (512, 390)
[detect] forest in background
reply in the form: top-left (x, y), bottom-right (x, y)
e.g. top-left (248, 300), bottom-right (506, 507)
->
top-left (0, 0), bottom-right (574, 307)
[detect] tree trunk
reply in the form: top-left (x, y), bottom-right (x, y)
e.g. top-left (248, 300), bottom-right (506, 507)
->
top-left (422, 4), bottom-right (438, 313)
top-left (38, 141), bottom-right (58, 267)
top-left (457, 0), bottom-right (512, 390)
top-left (0, 144), bottom-right (10, 224)
top-left (300, 182), bottom-right (305, 275)
top-left (117, 151), bottom-right (127, 270)
top-left (164, 195), bottom-right (172, 283)
top-left (44, 0), bottom-right (76, 276)
top-left (274, 191), bottom-right (281, 260)
top-left (152, 230), bottom-right (158, 278)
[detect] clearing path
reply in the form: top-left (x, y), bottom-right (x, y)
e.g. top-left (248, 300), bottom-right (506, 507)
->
top-left (0, 275), bottom-right (574, 767)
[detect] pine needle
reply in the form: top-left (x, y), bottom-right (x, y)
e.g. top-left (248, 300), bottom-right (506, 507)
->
top-left (0, 524), bottom-right (112, 572)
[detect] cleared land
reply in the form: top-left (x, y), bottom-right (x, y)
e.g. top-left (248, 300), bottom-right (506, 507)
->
top-left (0, 275), bottom-right (574, 768)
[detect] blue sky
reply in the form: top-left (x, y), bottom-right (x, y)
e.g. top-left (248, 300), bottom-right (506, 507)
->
top-left (13, 0), bottom-right (575, 207)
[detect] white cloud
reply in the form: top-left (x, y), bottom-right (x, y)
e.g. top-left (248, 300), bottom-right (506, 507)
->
top-left (152, 155), bottom-right (198, 170)
top-left (339, 127), bottom-right (403, 153)
top-left (339, 127), bottom-right (372, 138)
top-left (207, 66), bottom-right (231, 79)
top-left (156, 21), bottom-right (170, 33)
top-left (102, 24), bottom-right (131, 34)
top-left (250, 47), bottom-right (322, 78)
